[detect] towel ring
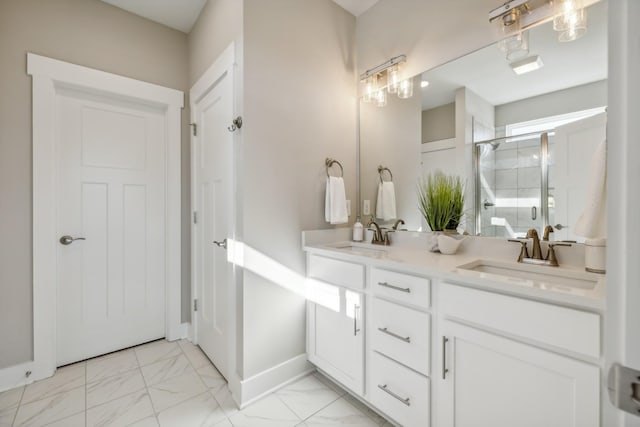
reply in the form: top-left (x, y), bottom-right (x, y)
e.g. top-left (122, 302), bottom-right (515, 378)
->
top-left (326, 158), bottom-right (344, 178)
top-left (378, 165), bottom-right (393, 183)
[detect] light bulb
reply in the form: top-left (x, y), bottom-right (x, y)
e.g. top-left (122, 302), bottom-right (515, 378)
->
top-left (387, 65), bottom-right (399, 93)
top-left (362, 76), bottom-right (376, 103)
top-left (553, 0), bottom-right (587, 42)
top-left (397, 78), bottom-right (414, 99)
top-left (375, 88), bottom-right (387, 107)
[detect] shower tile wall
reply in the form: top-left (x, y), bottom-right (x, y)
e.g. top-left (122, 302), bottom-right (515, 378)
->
top-left (480, 137), bottom-right (545, 238)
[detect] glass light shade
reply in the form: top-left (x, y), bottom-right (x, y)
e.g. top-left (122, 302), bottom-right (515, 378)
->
top-left (387, 65), bottom-right (399, 93)
top-left (559, 8), bottom-right (587, 42)
top-left (499, 30), bottom-right (529, 61)
top-left (397, 78), bottom-right (414, 99)
top-left (362, 76), bottom-right (376, 103)
top-left (375, 88), bottom-right (387, 107)
top-left (554, 0), bottom-right (587, 42)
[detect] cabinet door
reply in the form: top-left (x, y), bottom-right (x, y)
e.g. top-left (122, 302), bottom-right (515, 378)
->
top-left (307, 288), bottom-right (364, 394)
top-left (437, 320), bottom-right (599, 427)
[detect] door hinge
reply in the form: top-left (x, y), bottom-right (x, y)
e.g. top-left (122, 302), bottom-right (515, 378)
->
top-left (190, 122), bottom-right (197, 136)
top-left (608, 363), bottom-right (640, 417)
top-left (193, 299), bottom-right (198, 312)
top-left (193, 211), bottom-right (197, 224)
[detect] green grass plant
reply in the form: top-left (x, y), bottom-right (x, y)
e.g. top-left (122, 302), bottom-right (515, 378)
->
top-left (418, 172), bottom-right (465, 231)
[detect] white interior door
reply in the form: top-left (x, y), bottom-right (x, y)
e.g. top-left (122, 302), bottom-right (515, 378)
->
top-left (551, 113), bottom-right (606, 242)
top-left (193, 66), bottom-right (233, 379)
top-left (56, 87), bottom-right (166, 366)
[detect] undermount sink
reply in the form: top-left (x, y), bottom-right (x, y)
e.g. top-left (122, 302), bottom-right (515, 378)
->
top-left (323, 241), bottom-right (389, 258)
top-left (457, 259), bottom-right (599, 291)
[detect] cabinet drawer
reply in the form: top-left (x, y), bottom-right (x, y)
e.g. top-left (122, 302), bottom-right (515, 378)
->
top-left (371, 298), bottom-right (430, 376)
top-left (369, 351), bottom-right (430, 427)
top-left (371, 268), bottom-right (430, 309)
top-left (308, 254), bottom-right (364, 289)
top-left (440, 283), bottom-right (600, 358)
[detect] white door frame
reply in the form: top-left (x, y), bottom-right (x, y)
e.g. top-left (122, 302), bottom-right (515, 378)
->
top-left (27, 53), bottom-right (183, 382)
top-left (189, 43), bottom-right (238, 387)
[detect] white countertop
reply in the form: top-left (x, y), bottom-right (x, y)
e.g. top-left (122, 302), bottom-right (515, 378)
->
top-left (302, 229), bottom-right (606, 312)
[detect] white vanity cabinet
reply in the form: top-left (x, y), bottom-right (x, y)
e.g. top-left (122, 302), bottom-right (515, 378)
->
top-left (306, 254), bottom-right (365, 394)
top-left (436, 283), bottom-right (601, 427)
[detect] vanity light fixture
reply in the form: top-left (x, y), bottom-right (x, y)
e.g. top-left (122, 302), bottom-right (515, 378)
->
top-left (360, 55), bottom-right (413, 106)
top-left (553, 0), bottom-right (587, 42)
top-left (510, 54), bottom-right (544, 75)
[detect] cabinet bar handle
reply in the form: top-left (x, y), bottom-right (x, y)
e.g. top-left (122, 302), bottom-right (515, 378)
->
top-left (353, 304), bottom-right (361, 336)
top-left (378, 281), bottom-right (411, 293)
top-left (442, 336), bottom-right (449, 380)
top-left (377, 384), bottom-right (411, 406)
top-left (378, 327), bottom-right (411, 343)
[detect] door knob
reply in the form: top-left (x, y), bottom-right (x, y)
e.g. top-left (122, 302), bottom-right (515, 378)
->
top-left (554, 224), bottom-right (567, 230)
top-left (213, 239), bottom-right (227, 249)
top-left (59, 235), bottom-right (86, 245)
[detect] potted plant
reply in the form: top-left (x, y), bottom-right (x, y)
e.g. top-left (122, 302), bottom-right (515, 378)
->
top-left (417, 172), bottom-right (466, 253)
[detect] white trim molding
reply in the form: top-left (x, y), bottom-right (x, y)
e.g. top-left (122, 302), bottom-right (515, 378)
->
top-left (19, 53), bottom-right (184, 390)
top-left (237, 354), bottom-right (314, 408)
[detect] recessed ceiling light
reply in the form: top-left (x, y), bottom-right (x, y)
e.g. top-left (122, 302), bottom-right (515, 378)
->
top-left (420, 80), bottom-right (430, 88)
top-left (510, 55), bottom-right (544, 75)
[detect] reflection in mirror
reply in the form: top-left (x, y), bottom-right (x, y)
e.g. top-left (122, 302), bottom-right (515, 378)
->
top-left (359, 0), bottom-right (607, 241)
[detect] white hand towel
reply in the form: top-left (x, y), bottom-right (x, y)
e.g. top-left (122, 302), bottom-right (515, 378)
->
top-left (325, 176), bottom-right (348, 225)
top-left (575, 139), bottom-right (607, 238)
top-left (376, 181), bottom-right (397, 221)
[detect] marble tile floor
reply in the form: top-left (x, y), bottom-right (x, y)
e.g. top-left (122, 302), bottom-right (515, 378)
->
top-left (0, 339), bottom-right (394, 427)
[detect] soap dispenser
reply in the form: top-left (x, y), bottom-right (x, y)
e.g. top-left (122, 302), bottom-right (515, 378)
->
top-left (353, 216), bottom-right (364, 242)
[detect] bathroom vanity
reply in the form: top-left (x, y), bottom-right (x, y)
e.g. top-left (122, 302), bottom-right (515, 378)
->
top-left (303, 229), bottom-right (604, 427)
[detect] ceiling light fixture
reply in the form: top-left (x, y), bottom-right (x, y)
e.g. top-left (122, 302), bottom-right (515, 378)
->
top-left (510, 55), bottom-right (544, 75)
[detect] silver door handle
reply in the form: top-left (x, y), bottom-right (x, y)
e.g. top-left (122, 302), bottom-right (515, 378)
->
top-left (353, 304), bottom-right (361, 336)
top-left (442, 336), bottom-right (449, 379)
top-left (531, 206), bottom-right (537, 220)
top-left (483, 199), bottom-right (495, 210)
top-left (213, 239), bottom-right (227, 249)
top-left (554, 224), bottom-right (567, 230)
top-left (378, 327), bottom-right (411, 343)
top-left (59, 235), bottom-right (86, 245)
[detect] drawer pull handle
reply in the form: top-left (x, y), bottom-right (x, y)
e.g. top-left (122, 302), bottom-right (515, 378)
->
top-left (378, 281), bottom-right (411, 293)
top-left (378, 327), bottom-right (411, 343)
top-left (378, 384), bottom-right (411, 406)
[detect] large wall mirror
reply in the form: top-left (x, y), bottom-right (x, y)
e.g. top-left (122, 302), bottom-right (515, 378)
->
top-left (359, 0), bottom-right (607, 242)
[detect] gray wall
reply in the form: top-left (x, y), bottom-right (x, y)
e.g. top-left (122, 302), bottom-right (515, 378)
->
top-left (422, 103), bottom-right (455, 143)
top-left (242, 0), bottom-right (356, 377)
top-left (0, 0), bottom-right (189, 369)
top-left (495, 80), bottom-right (607, 127)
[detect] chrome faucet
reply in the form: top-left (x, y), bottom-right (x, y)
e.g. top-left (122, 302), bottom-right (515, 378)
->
top-left (392, 219), bottom-right (405, 230)
top-left (508, 228), bottom-right (572, 267)
top-left (367, 218), bottom-right (390, 246)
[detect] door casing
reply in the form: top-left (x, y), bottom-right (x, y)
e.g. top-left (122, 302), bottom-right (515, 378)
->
top-left (28, 53), bottom-right (183, 383)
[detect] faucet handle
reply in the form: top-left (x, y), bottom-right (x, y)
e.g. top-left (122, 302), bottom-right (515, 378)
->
top-left (546, 242), bottom-right (572, 266)
top-left (508, 239), bottom-right (529, 262)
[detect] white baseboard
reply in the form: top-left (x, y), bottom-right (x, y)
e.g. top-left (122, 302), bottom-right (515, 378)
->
top-left (167, 322), bottom-right (189, 342)
top-left (238, 353), bottom-right (313, 408)
top-left (0, 360), bottom-right (53, 393)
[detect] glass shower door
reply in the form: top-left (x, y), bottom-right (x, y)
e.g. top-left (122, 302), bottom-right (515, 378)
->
top-left (476, 134), bottom-right (544, 238)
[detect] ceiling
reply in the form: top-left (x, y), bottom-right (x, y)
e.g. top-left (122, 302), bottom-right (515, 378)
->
top-left (332, 0), bottom-right (380, 16)
top-left (420, 0), bottom-right (607, 110)
top-left (100, 0), bottom-right (379, 33)
top-left (99, 0), bottom-right (206, 33)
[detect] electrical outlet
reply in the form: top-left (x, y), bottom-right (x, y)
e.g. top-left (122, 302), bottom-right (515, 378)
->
top-left (346, 200), bottom-right (351, 216)
top-left (363, 200), bottom-right (370, 216)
